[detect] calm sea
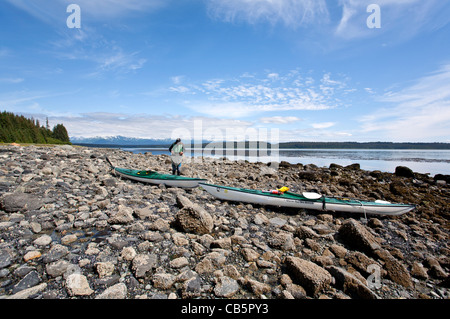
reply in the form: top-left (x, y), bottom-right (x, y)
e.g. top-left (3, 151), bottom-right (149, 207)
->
top-left (121, 147), bottom-right (450, 176)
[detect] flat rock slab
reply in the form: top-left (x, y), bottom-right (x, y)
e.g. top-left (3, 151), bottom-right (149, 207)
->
top-left (1, 193), bottom-right (43, 213)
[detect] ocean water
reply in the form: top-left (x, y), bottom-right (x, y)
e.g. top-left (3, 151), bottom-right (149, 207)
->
top-left (122, 147), bottom-right (450, 176)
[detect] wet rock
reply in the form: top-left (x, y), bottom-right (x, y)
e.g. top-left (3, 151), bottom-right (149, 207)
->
top-left (12, 270), bottom-right (41, 294)
top-left (374, 249), bottom-right (413, 288)
top-left (326, 266), bottom-right (378, 299)
top-left (426, 256), bottom-right (448, 279)
top-left (411, 262), bottom-right (429, 280)
top-left (295, 225), bottom-right (320, 239)
top-left (42, 244), bottom-right (69, 264)
top-left (395, 166), bottom-right (414, 178)
top-left (0, 144), bottom-right (448, 300)
top-left (338, 219), bottom-right (382, 255)
top-left (0, 250), bottom-right (14, 269)
top-left (297, 170), bottom-right (320, 181)
top-left (389, 181), bottom-right (411, 197)
top-left (330, 244), bottom-right (348, 259)
top-left (434, 174), bottom-right (450, 184)
top-left (345, 163), bottom-right (360, 171)
top-left (61, 234), bottom-right (77, 245)
top-left (285, 256), bottom-right (332, 296)
top-left (345, 251), bottom-right (381, 276)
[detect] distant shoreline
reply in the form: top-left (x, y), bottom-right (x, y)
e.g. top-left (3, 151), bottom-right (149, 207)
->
top-left (72, 141), bottom-right (450, 150)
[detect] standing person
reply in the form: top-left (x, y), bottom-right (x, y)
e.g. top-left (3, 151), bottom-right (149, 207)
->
top-left (169, 138), bottom-right (184, 175)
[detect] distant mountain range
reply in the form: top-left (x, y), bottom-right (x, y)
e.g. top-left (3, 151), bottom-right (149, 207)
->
top-left (70, 136), bottom-right (174, 146)
top-left (71, 136), bottom-right (450, 150)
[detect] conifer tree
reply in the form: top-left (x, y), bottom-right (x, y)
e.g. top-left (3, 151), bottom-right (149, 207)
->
top-left (0, 111), bottom-right (71, 144)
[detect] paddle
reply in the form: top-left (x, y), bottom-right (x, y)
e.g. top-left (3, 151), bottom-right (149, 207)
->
top-left (105, 156), bottom-right (114, 169)
top-left (302, 192), bottom-right (322, 199)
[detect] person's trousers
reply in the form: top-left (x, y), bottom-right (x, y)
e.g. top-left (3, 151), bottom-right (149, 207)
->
top-left (172, 162), bottom-right (182, 175)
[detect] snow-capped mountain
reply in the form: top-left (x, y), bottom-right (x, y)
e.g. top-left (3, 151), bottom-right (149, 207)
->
top-left (70, 135), bottom-right (173, 146)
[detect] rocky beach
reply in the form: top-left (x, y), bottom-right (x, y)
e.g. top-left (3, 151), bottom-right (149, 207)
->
top-left (0, 144), bottom-right (448, 300)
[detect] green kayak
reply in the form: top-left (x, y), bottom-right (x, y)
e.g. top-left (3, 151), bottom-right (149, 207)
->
top-left (106, 157), bottom-right (207, 188)
top-left (200, 183), bottom-right (416, 216)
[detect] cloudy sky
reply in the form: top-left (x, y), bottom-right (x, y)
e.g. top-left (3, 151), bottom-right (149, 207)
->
top-left (1, 0), bottom-right (450, 142)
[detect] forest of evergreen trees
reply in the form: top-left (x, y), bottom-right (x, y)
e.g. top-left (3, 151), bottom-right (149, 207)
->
top-left (0, 111), bottom-right (70, 144)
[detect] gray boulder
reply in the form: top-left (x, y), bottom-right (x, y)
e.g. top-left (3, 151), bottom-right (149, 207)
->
top-left (1, 193), bottom-right (43, 213)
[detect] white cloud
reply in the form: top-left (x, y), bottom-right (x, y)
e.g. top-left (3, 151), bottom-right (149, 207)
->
top-left (0, 78), bottom-right (24, 84)
top-left (207, 0), bottom-right (329, 28)
top-left (272, 128), bottom-right (352, 142)
top-left (320, 73), bottom-right (347, 96)
top-left (170, 70), bottom-right (349, 118)
top-left (171, 76), bottom-right (185, 85)
top-left (206, 0), bottom-right (450, 43)
top-left (260, 116), bottom-right (301, 124)
top-left (169, 86), bottom-right (191, 94)
top-left (44, 112), bottom-right (255, 141)
top-left (5, 0), bottom-right (165, 23)
top-left (92, 50), bottom-right (147, 76)
top-left (48, 27), bottom-right (147, 77)
top-left (186, 101), bottom-right (256, 118)
top-left (311, 122), bottom-right (335, 129)
top-left (68, 0), bottom-right (165, 19)
top-left (46, 112), bottom-right (353, 143)
top-left (0, 90), bottom-right (70, 113)
top-left (359, 64), bottom-right (450, 142)
top-left (335, 0), bottom-right (450, 40)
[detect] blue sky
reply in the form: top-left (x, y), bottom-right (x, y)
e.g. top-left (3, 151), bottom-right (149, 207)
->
top-left (1, 0), bottom-right (450, 142)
